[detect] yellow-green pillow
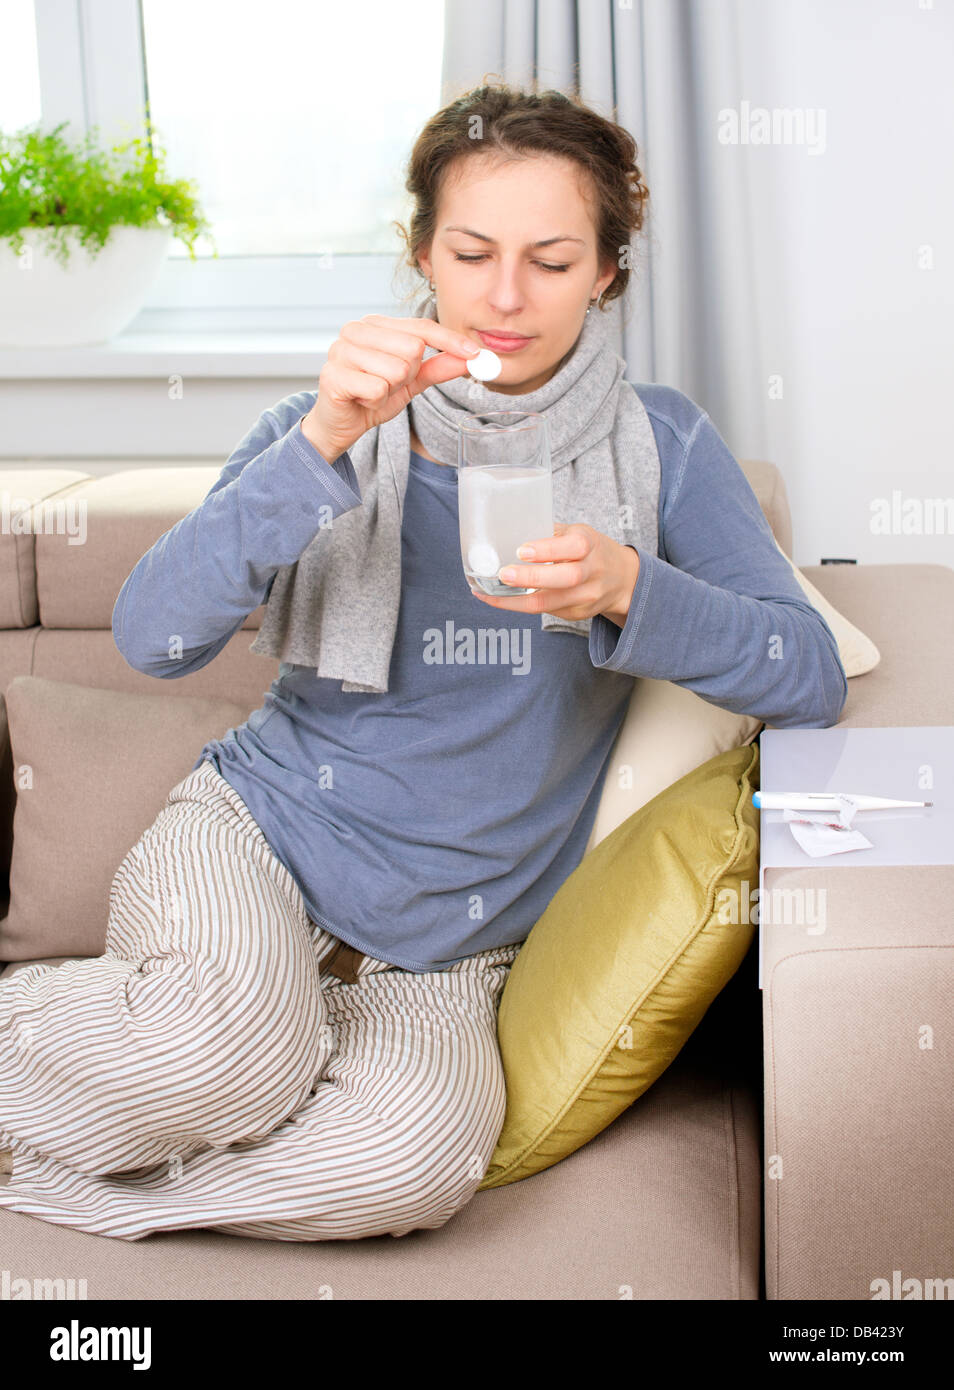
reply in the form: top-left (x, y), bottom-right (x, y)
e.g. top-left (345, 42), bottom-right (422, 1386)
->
top-left (479, 742), bottom-right (760, 1189)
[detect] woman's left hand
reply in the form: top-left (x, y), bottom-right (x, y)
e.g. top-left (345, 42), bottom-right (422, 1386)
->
top-left (469, 522), bottom-right (640, 628)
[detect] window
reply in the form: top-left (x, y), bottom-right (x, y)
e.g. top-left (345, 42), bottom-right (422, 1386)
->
top-left (0, 0), bottom-right (42, 132)
top-left (26, 0), bottom-right (447, 330)
top-left (140, 0), bottom-right (445, 260)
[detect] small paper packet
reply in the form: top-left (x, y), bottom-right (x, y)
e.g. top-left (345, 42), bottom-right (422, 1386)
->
top-left (785, 817), bottom-right (874, 858)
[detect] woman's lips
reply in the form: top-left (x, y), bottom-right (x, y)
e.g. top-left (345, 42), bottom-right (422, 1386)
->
top-left (476, 330), bottom-right (534, 352)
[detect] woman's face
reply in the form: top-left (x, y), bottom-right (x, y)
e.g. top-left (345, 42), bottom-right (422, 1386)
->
top-left (417, 153), bottom-right (617, 395)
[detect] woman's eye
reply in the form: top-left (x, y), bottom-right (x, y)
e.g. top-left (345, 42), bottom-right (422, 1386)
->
top-left (452, 253), bottom-right (570, 273)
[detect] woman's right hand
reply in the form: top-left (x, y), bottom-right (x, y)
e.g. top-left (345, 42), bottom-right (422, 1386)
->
top-left (301, 315), bottom-right (482, 462)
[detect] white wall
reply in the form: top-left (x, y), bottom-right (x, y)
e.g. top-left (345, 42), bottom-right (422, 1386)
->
top-left (736, 0), bottom-right (954, 569)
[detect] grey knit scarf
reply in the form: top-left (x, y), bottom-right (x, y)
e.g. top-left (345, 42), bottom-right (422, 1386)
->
top-left (250, 301), bottom-right (661, 693)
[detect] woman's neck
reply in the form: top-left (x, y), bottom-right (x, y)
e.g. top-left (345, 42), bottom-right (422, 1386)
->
top-left (409, 425), bottom-right (449, 466)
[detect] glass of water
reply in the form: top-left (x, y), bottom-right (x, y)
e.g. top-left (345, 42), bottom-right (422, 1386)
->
top-left (458, 411), bottom-right (554, 597)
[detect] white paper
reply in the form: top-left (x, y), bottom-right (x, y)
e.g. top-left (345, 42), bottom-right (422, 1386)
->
top-left (786, 818), bottom-right (874, 857)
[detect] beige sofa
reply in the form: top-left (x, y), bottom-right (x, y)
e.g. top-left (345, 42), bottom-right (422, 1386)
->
top-left (0, 458), bottom-right (951, 1300)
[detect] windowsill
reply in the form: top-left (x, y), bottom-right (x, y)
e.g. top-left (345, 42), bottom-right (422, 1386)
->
top-left (0, 329), bottom-right (337, 379)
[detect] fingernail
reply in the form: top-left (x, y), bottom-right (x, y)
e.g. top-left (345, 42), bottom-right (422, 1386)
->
top-left (499, 567), bottom-right (517, 582)
top-left (516, 545), bottom-right (535, 559)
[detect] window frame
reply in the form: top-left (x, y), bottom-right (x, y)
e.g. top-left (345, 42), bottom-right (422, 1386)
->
top-left (32, 0), bottom-right (419, 329)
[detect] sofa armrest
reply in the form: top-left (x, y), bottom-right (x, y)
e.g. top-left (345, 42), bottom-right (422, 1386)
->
top-left (762, 863), bottom-right (954, 1299)
top-left (762, 561), bottom-right (954, 1299)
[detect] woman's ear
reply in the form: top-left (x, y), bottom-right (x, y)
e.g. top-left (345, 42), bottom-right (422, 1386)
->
top-left (595, 258), bottom-right (617, 301)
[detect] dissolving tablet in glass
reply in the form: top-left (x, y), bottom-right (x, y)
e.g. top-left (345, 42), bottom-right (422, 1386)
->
top-left (467, 541), bottom-right (501, 576)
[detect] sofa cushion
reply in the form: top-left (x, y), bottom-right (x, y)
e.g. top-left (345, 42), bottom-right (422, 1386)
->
top-left (584, 677), bottom-right (761, 854)
top-left (0, 470), bottom-right (92, 629)
top-left (0, 628), bottom-right (278, 913)
top-left (480, 742), bottom-right (759, 1189)
top-left (0, 676), bottom-right (249, 961)
top-left (31, 468), bottom-right (265, 631)
top-left (31, 627), bottom-right (278, 710)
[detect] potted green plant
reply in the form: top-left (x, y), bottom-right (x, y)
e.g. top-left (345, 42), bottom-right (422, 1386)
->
top-left (0, 119), bottom-right (214, 348)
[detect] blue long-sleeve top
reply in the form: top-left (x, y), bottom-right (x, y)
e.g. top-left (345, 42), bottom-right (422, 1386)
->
top-left (112, 383), bottom-right (847, 970)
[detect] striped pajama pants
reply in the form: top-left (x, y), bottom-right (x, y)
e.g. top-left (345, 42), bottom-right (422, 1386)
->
top-left (0, 759), bottom-right (521, 1243)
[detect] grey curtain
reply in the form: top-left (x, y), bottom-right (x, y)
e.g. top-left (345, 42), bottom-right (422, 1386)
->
top-left (441, 0), bottom-right (766, 459)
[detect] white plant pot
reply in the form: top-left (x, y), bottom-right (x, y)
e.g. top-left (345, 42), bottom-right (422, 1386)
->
top-left (0, 224), bottom-right (174, 348)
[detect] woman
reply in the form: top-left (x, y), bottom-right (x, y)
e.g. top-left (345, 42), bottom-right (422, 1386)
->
top-left (0, 84), bottom-right (846, 1242)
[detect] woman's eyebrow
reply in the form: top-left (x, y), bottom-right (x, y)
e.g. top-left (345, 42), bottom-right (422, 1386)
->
top-left (442, 225), bottom-right (586, 248)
